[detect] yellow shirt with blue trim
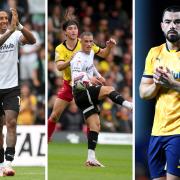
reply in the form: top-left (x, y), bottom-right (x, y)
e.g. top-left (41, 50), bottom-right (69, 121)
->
top-left (143, 43), bottom-right (180, 136)
top-left (55, 39), bottom-right (100, 82)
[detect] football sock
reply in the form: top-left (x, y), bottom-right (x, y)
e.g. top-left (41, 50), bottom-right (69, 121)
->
top-left (0, 148), bottom-right (4, 163)
top-left (88, 131), bottom-right (98, 160)
top-left (122, 101), bottom-right (133, 110)
top-left (48, 117), bottom-right (56, 142)
top-left (108, 91), bottom-right (125, 105)
top-left (88, 149), bottom-right (95, 160)
top-left (5, 147), bottom-right (15, 161)
top-left (88, 131), bottom-right (98, 150)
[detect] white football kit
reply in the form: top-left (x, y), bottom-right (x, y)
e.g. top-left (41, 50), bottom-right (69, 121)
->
top-left (0, 30), bottom-right (22, 89)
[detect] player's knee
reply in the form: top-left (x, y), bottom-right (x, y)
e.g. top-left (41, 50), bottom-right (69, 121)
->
top-left (108, 86), bottom-right (115, 93)
top-left (98, 123), bottom-right (101, 132)
top-left (100, 86), bottom-right (115, 99)
top-left (95, 121), bottom-right (101, 132)
top-left (6, 119), bottom-right (16, 130)
top-left (88, 122), bottom-right (100, 132)
top-left (104, 86), bottom-right (115, 96)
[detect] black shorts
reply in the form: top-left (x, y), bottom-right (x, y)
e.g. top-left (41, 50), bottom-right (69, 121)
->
top-left (73, 85), bottom-right (102, 119)
top-left (0, 86), bottom-right (20, 115)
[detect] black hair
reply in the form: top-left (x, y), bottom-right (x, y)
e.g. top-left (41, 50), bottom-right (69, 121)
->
top-left (162, 6), bottom-right (180, 20)
top-left (0, 9), bottom-right (11, 21)
top-left (0, 9), bottom-right (9, 14)
top-left (62, 20), bottom-right (79, 31)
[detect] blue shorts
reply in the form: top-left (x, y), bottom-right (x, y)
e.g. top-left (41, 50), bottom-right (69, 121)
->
top-left (148, 135), bottom-right (180, 179)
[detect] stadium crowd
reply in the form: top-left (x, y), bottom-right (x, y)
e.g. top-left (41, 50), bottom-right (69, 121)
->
top-left (0, 0), bottom-right (45, 125)
top-left (48, 0), bottom-right (132, 133)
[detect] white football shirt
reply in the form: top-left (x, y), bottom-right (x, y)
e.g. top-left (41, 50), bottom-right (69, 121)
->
top-left (70, 50), bottom-right (101, 86)
top-left (0, 30), bottom-right (22, 89)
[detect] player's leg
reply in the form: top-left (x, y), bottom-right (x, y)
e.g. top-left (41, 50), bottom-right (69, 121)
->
top-left (152, 177), bottom-right (166, 180)
top-left (85, 114), bottom-right (104, 167)
top-left (86, 113), bottom-right (100, 132)
top-left (167, 173), bottom-right (180, 180)
top-left (86, 114), bottom-right (100, 159)
top-left (48, 80), bottom-right (73, 141)
top-left (166, 135), bottom-right (180, 180)
top-left (0, 114), bottom-right (4, 159)
top-left (98, 86), bottom-right (133, 110)
top-left (2, 88), bottom-right (20, 176)
top-left (73, 87), bottom-right (104, 167)
top-left (48, 98), bottom-right (70, 141)
top-left (0, 111), bottom-right (5, 177)
top-left (3, 110), bottom-right (17, 176)
top-left (148, 136), bottom-right (166, 180)
top-left (5, 110), bottom-right (18, 147)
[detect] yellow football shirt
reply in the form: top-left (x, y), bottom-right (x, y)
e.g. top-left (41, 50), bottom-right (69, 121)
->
top-left (55, 39), bottom-right (100, 82)
top-left (143, 43), bottom-right (180, 136)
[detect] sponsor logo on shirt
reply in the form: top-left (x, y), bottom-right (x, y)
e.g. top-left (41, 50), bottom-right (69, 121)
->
top-left (172, 71), bottom-right (180, 79)
top-left (156, 57), bottom-right (161, 62)
top-left (0, 43), bottom-right (15, 53)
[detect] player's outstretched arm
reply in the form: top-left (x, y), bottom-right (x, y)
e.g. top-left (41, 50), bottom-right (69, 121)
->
top-left (96, 38), bottom-right (116, 58)
top-left (139, 77), bottom-right (161, 100)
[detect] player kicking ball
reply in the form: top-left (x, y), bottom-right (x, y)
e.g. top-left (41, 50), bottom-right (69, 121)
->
top-left (71, 32), bottom-right (132, 167)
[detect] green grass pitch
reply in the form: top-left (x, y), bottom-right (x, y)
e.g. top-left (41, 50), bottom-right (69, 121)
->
top-left (48, 142), bottom-right (132, 180)
top-left (2, 166), bottom-right (45, 180)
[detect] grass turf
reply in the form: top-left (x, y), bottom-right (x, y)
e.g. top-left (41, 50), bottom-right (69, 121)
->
top-left (2, 166), bottom-right (45, 180)
top-left (48, 142), bottom-right (132, 180)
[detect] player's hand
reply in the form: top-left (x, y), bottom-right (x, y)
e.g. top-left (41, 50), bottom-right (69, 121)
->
top-left (153, 66), bottom-right (164, 84)
top-left (97, 76), bottom-right (106, 85)
top-left (106, 38), bottom-right (116, 48)
top-left (11, 8), bottom-right (19, 23)
top-left (90, 76), bottom-right (103, 85)
top-left (153, 66), bottom-right (175, 89)
top-left (158, 67), bottom-right (175, 88)
top-left (9, 8), bottom-right (18, 32)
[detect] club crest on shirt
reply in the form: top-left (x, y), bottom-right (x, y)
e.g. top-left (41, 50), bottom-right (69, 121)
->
top-left (155, 57), bottom-right (161, 62)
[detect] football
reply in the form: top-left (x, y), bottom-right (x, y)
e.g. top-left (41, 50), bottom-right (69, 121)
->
top-left (75, 81), bottom-right (86, 90)
top-left (73, 72), bottom-right (91, 90)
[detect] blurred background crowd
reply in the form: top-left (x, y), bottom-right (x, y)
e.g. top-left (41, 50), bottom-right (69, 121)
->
top-left (0, 0), bottom-right (45, 125)
top-left (48, 0), bottom-right (132, 133)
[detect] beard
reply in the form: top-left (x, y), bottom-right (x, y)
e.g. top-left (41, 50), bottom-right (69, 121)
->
top-left (165, 30), bottom-right (180, 43)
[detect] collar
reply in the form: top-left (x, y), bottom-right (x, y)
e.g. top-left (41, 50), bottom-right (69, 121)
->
top-left (63, 39), bottom-right (79, 51)
top-left (165, 43), bottom-right (180, 52)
